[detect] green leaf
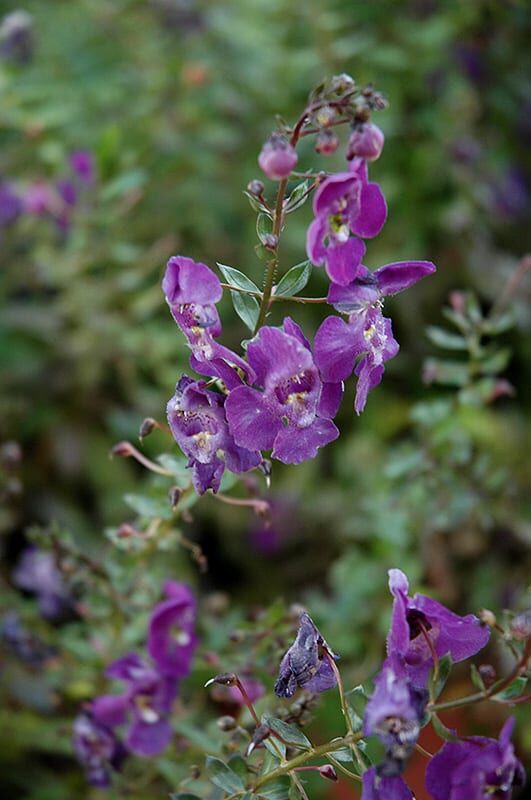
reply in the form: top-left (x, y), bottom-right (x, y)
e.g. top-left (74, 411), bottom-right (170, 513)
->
top-left (431, 713), bottom-right (458, 742)
top-left (123, 492), bottom-right (172, 519)
top-left (425, 326), bottom-right (468, 351)
top-left (423, 357), bottom-right (469, 387)
top-left (262, 715), bottom-right (312, 750)
top-left (481, 311), bottom-right (515, 335)
top-left (206, 756), bottom-right (245, 794)
top-left (174, 721), bottom-right (220, 753)
top-left (256, 213), bottom-right (272, 244)
top-left (228, 755), bottom-right (249, 784)
top-left (431, 652), bottom-right (452, 700)
top-left (217, 263), bottom-right (261, 332)
top-left (284, 180), bottom-right (310, 213)
top-left (493, 676), bottom-right (527, 702)
top-left (257, 777), bottom-right (290, 800)
top-left (169, 795), bottom-right (201, 800)
top-left (470, 664), bottom-right (486, 692)
top-left (243, 190), bottom-right (270, 214)
top-left (479, 347), bottom-right (511, 375)
top-left (346, 703), bottom-right (363, 732)
top-left (274, 261), bottom-right (312, 298)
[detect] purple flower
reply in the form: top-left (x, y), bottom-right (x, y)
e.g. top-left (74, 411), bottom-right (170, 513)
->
top-left (0, 181), bottom-right (22, 226)
top-left (23, 181), bottom-right (55, 216)
top-left (92, 653), bottom-right (178, 757)
top-left (362, 767), bottom-right (413, 800)
top-left (426, 718), bottom-right (525, 800)
top-left (167, 376), bottom-right (261, 494)
top-left (73, 712), bottom-right (125, 788)
top-left (258, 134), bottom-right (298, 180)
top-left (12, 547), bottom-right (73, 621)
top-left (148, 580), bottom-right (197, 678)
top-left (70, 151), bottom-right (95, 184)
top-left (306, 158), bottom-right (387, 286)
top-left (0, 10), bottom-right (33, 65)
top-left (314, 260), bottom-right (436, 413)
top-left (274, 612), bottom-right (338, 698)
top-left (347, 122), bottom-right (385, 162)
top-left (56, 178), bottom-right (77, 207)
top-left (163, 255), bottom-right (253, 389)
top-left (225, 320), bottom-right (339, 465)
top-left (364, 654), bottom-right (428, 777)
top-left (387, 569), bottom-right (490, 687)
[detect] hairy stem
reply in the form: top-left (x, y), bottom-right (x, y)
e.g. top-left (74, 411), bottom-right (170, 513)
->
top-left (252, 736), bottom-right (358, 790)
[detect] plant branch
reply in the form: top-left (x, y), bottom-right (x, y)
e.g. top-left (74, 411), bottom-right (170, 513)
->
top-left (252, 737), bottom-right (358, 791)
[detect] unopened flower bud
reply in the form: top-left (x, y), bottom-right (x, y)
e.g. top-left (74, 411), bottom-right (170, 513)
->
top-left (319, 765), bottom-right (338, 782)
top-left (217, 715), bottom-right (237, 732)
top-left (315, 129), bottom-right (339, 155)
top-left (116, 523), bottom-right (139, 538)
top-left (347, 122), bottom-right (384, 161)
top-left (139, 417), bottom-right (157, 440)
top-left (330, 73), bottom-right (355, 94)
top-left (262, 233), bottom-right (278, 250)
top-left (478, 664), bottom-right (497, 687)
top-left (110, 441), bottom-right (134, 458)
top-left (168, 485), bottom-right (182, 508)
top-left (246, 723), bottom-right (270, 756)
top-left (258, 134), bottom-right (298, 180)
top-left (247, 179), bottom-right (265, 196)
top-left (315, 105), bottom-right (336, 127)
top-left (479, 608), bottom-right (497, 628)
top-left (510, 610), bottom-right (531, 641)
top-left (204, 671), bottom-right (237, 688)
top-left (449, 291), bottom-right (466, 313)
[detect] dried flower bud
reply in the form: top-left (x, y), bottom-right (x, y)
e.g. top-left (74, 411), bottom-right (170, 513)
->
top-left (315, 105), bottom-right (336, 127)
top-left (217, 715), bottom-right (237, 732)
top-left (262, 233), bottom-right (278, 250)
top-left (258, 134), bottom-right (298, 180)
top-left (479, 608), bottom-right (497, 628)
top-left (478, 664), bottom-right (497, 687)
top-left (347, 122), bottom-right (384, 161)
top-left (510, 610), bottom-right (531, 641)
top-left (330, 73), bottom-right (355, 94)
top-left (315, 129), bottom-right (339, 155)
top-left (139, 417), bottom-right (157, 440)
top-left (204, 672), bottom-right (237, 688)
top-left (247, 179), bottom-right (265, 196)
top-left (319, 765), bottom-right (338, 782)
top-left (246, 723), bottom-right (271, 756)
top-left (168, 486), bottom-right (182, 508)
top-left (110, 441), bottom-right (134, 458)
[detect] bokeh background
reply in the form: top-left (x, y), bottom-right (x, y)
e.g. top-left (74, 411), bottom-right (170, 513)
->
top-left (1, 1), bottom-right (530, 798)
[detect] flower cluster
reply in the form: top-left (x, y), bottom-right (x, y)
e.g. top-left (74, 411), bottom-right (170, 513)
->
top-left (163, 79), bottom-right (436, 492)
top-left (73, 580), bottom-right (197, 787)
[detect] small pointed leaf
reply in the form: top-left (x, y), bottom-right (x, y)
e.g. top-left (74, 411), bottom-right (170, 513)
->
top-left (274, 261), bottom-right (312, 298)
top-left (262, 715), bottom-right (311, 750)
top-left (206, 756), bottom-right (245, 794)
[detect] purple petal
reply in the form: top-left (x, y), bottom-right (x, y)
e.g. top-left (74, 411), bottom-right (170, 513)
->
top-left (225, 386), bottom-right (281, 451)
top-left (411, 595), bottom-right (490, 665)
top-left (324, 237), bottom-right (366, 286)
top-left (192, 458), bottom-right (224, 494)
top-left (106, 653), bottom-right (153, 683)
top-left (301, 656), bottom-right (337, 693)
top-left (272, 418), bottom-right (338, 463)
top-left (126, 717), bottom-right (172, 757)
top-left (327, 267), bottom-right (379, 311)
top-left (426, 741), bottom-right (483, 800)
top-left (354, 359), bottom-right (385, 414)
top-left (350, 180), bottom-right (387, 239)
top-left (312, 171), bottom-right (360, 216)
top-left (314, 316), bottom-right (359, 383)
top-left (246, 326), bottom-right (313, 388)
top-left (162, 256), bottom-right (222, 306)
top-left (306, 215), bottom-right (328, 265)
top-left (362, 768), bottom-right (414, 800)
top-left (148, 583), bottom-right (197, 678)
top-left (374, 261), bottom-right (437, 296)
top-left (386, 572), bottom-right (411, 661)
top-left (318, 381), bottom-right (344, 419)
top-left (282, 317), bottom-right (311, 350)
top-left (91, 694), bottom-right (128, 728)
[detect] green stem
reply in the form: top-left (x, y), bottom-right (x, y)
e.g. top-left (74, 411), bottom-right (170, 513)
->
top-left (253, 737), bottom-right (357, 791)
top-left (326, 653), bottom-right (366, 774)
top-left (254, 176), bottom-right (287, 333)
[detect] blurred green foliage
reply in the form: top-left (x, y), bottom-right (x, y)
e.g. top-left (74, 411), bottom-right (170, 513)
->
top-left (1, 0), bottom-right (530, 798)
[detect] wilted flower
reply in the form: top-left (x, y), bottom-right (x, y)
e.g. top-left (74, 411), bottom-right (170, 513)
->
top-left (306, 158), bottom-right (387, 286)
top-left (167, 376), bottom-right (261, 494)
top-left (72, 713), bottom-right (125, 788)
top-left (12, 547), bottom-right (73, 620)
top-left (225, 320), bottom-right (339, 465)
top-left (364, 654), bottom-right (428, 777)
top-left (274, 612), bottom-right (338, 698)
top-left (386, 569), bottom-right (490, 687)
top-left (426, 718), bottom-right (525, 800)
top-left (148, 580), bottom-right (197, 677)
top-left (258, 134), bottom-right (298, 180)
top-left (314, 261), bottom-right (436, 413)
top-left (91, 653), bottom-right (178, 757)
top-left (362, 766), bottom-right (413, 800)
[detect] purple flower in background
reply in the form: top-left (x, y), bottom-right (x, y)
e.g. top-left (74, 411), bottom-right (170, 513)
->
top-left (163, 255), bottom-right (253, 388)
top-left (225, 320), bottom-right (339, 465)
top-left (92, 653), bottom-right (178, 757)
top-left (364, 654), bottom-right (428, 777)
top-left (0, 10), bottom-right (33, 65)
top-left (387, 569), bottom-right (490, 687)
top-left (314, 261), bottom-right (436, 413)
top-left (56, 178), bottom-right (77, 207)
top-left (70, 151), bottom-right (95, 184)
top-left (274, 612), bottom-right (338, 698)
top-left (2, 611), bottom-right (56, 666)
top-left (23, 181), bottom-right (54, 216)
top-left (258, 134), bottom-right (298, 180)
top-left (306, 158), bottom-right (386, 285)
top-left (0, 181), bottom-right (22, 226)
top-left (347, 122), bottom-right (385, 162)
top-left (73, 712), bottom-right (125, 788)
top-left (167, 376), bottom-right (261, 494)
top-left (148, 580), bottom-right (197, 678)
top-left (12, 547), bottom-right (73, 620)
top-left (362, 767), bottom-right (413, 800)
top-left (426, 718), bottom-right (525, 800)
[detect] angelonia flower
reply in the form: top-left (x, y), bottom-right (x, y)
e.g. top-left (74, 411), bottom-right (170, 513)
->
top-left (258, 134), bottom-right (298, 180)
top-left (347, 122), bottom-right (385, 161)
top-left (72, 713), bottom-right (125, 788)
top-left (426, 718), bottom-right (525, 800)
top-left (12, 546), bottom-right (73, 621)
top-left (74, 581), bottom-right (197, 781)
top-left (274, 612), bottom-right (338, 698)
top-left (70, 150), bottom-right (95, 184)
top-left (362, 766), bottom-right (414, 800)
top-left (386, 568), bottom-right (490, 687)
top-left (314, 261), bottom-right (436, 413)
